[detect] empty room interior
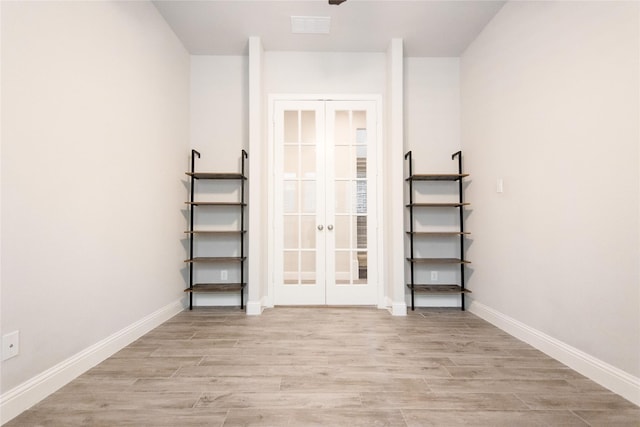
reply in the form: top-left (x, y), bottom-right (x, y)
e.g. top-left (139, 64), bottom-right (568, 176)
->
top-left (1, 0), bottom-right (639, 425)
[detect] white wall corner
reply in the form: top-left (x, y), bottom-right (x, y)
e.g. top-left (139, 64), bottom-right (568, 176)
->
top-left (245, 300), bottom-right (263, 316)
top-left (391, 301), bottom-right (407, 316)
top-left (248, 36), bottom-right (264, 310)
top-left (381, 296), bottom-right (407, 316)
top-left (468, 299), bottom-right (640, 406)
top-left (0, 299), bottom-right (184, 424)
top-left (388, 38), bottom-right (405, 305)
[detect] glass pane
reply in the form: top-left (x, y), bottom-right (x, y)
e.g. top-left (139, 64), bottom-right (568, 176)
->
top-left (300, 146), bottom-right (316, 178)
top-left (300, 215), bottom-right (316, 249)
top-left (356, 128), bottom-right (367, 144)
top-left (283, 251), bottom-right (298, 284)
top-left (301, 111), bottom-right (316, 144)
top-left (334, 111), bottom-right (349, 144)
top-left (300, 251), bottom-right (316, 284)
top-left (284, 145), bottom-right (298, 178)
top-left (354, 251), bottom-right (368, 283)
top-left (335, 251), bottom-right (350, 285)
top-left (334, 146), bottom-right (351, 179)
top-left (284, 111), bottom-right (299, 143)
top-left (335, 180), bottom-right (350, 214)
top-left (356, 145), bottom-right (367, 178)
top-left (356, 216), bottom-right (367, 248)
top-left (354, 180), bottom-right (367, 213)
top-left (301, 181), bottom-right (316, 213)
top-left (283, 216), bottom-right (299, 248)
top-left (335, 215), bottom-right (351, 249)
top-left (283, 181), bottom-right (298, 213)
top-left (353, 111), bottom-right (366, 135)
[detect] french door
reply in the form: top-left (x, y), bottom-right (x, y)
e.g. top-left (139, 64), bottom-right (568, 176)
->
top-left (273, 99), bottom-right (378, 305)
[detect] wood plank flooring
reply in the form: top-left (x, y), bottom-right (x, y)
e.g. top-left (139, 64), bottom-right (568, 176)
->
top-left (6, 307), bottom-right (639, 426)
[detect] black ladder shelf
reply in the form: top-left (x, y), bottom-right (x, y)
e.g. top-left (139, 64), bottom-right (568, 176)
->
top-left (184, 149), bottom-right (248, 310)
top-left (405, 150), bottom-right (471, 311)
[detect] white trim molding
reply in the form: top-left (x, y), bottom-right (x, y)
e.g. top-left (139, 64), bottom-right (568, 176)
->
top-left (245, 300), bottom-right (263, 316)
top-left (382, 296), bottom-right (407, 316)
top-left (0, 299), bottom-right (184, 424)
top-left (468, 300), bottom-right (640, 406)
top-left (247, 36), bottom-right (264, 316)
top-left (267, 94), bottom-right (384, 309)
top-left (386, 38), bottom-right (406, 315)
top-left (391, 301), bottom-right (407, 317)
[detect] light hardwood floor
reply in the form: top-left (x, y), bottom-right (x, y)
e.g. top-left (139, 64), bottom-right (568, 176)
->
top-left (6, 307), bottom-right (640, 426)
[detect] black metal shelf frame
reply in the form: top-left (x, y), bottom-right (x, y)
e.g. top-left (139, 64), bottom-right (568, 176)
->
top-left (404, 150), bottom-right (469, 311)
top-left (186, 149), bottom-right (248, 310)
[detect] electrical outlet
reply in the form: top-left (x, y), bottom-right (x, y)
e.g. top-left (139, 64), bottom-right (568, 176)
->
top-left (220, 270), bottom-right (228, 280)
top-left (2, 331), bottom-right (19, 361)
top-left (430, 271), bottom-right (438, 281)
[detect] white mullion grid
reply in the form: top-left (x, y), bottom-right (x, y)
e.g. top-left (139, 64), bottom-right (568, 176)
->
top-left (334, 110), bottom-right (357, 285)
top-left (351, 111), bottom-right (357, 285)
top-left (354, 111), bottom-right (368, 284)
top-left (296, 110), bottom-right (302, 285)
top-left (334, 108), bottom-right (354, 286)
top-left (298, 111), bottom-right (317, 286)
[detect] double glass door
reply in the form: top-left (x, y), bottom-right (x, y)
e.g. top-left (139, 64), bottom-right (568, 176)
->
top-left (273, 100), bottom-right (378, 305)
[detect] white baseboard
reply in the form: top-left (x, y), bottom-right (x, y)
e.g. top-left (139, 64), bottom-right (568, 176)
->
top-left (0, 299), bottom-right (184, 425)
top-left (468, 300), bottom-right (640, 406)
top-left (381, 296), bottom-right (392, 312)
top-left (391, 301), bottom-right (407, 316)
top-left (382, 296), bottom-right (407, 316)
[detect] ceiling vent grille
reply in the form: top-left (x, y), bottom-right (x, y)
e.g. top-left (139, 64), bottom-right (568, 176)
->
top-left (291, 16), bottom-right (331, 34)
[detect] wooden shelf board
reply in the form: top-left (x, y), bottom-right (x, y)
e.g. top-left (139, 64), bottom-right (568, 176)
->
top-left (184, 230), bottom-right (246, 235)
top-left (407, 258), bottom-right (471, 264)
top-left (184, 257), bottom-right (246, 263)
top-left (406, 231), bottom-right (470, 236)
top-left (407, 173), bottom-right (469, 181)
top-left (407, 202), bottom-right (470, 208)
top-left (186, 172), bottom-right (246, 180)
top-left (406, 284), bottom-right (471, 294)
top-left (185, 202), bottom-right (246, 206)
top-left (185, 283), bottom-right (246, 293)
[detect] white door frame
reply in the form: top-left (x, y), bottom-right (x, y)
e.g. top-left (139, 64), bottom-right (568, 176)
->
top-left (267, 94), bottom-right (384, 308)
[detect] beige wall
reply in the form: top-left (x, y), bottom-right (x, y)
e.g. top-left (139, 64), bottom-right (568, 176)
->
top-left (190, 55), bottom-right (248, 171)
top-left (190, 52), bottom-right (464, 310)
top-left (404, 57), bottom-right (462, 308)
top-left (1, 0), bottom-right (190, 392)
top-left (461, 1), bottom-right (640, 378)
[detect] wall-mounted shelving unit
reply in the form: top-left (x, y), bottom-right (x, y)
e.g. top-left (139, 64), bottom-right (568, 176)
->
top-left (184, 149), bottom-right (248, 310)
top-left (405, 150), bottom-right (471, 311)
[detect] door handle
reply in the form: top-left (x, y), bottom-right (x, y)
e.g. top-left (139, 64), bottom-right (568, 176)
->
top-left (327, 224), bottom-right (334, 231)
top-left (318, 225), bottom-right (324, 231)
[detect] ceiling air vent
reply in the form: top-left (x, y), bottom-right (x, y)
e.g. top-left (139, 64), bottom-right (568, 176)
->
top-left (291, 16), bottom-right (331, 34)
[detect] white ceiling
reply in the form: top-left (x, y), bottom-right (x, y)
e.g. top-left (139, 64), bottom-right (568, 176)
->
top-left (153, 0), bottom-right (506, 57)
